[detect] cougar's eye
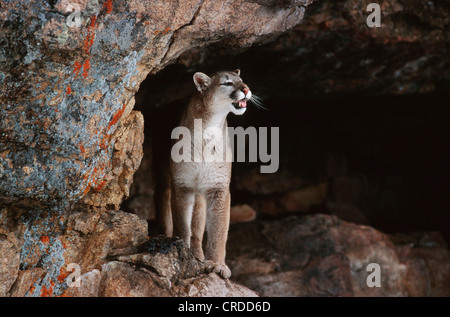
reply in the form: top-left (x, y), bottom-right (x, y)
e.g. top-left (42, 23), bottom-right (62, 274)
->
top-left (221, 82), bottom-right (233, 86)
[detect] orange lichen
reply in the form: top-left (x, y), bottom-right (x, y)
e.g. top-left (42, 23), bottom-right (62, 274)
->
top-left (57, 267), bottom-right (70, 284)
top-left (79, 144), bottom-right (85, 154)
top-left (89, 15), bottom-right (97, 31)
top-left (82, 163), bottom-right (108, 195)
top-left (163, 26), bottom-right (170, 34)
top-left (103, 0), bottom-right (113, 14)
top-left (81, 104), bottom-right (127, 197)
top-left (97, 104), bottom-right (126, 151)
top-left (73, 61), bottom-right (82, 76)
top-left (83, 15), bottom-right (97, 54)
top-left (83, 184), bottom-right (92, 196)
top-left (40, 236), bottom-right (50, 244)
top-left (93, 180), bottom-right (107, 191)
top-left (82, 58), bottom-right (90, 79)
top-left (28, 284), bottom-right (36, 296)
top-left (40, 283), bottom-right (54, 297)
top-left (108, 103), bottom-right (126, 130)
top-left (72, 13), bottom-right (99, 82)
top-left (99, 133), bottom-right (112, 150)
top-left (66, 85), bottom-right (72, 95)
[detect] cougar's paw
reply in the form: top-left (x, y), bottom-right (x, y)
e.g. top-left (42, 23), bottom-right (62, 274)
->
top-left (215, 264), bottom-right (231, 279)
top-left (203, 260), bottom-right (216, 272)
top-left (203, 261), bottom-right (231, 279)
top-left (213, 264), bottom-right (232, 279)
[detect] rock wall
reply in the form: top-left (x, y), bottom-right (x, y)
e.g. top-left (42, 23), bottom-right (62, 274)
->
top-left (0, 0), bottom-right (310, 205)
top-left (0, 0), bottom-right (312, 297)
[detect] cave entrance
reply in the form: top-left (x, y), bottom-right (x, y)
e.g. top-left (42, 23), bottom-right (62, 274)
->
top-left (121, 47), bottom-right (276, 228)
top-left (123, 40), bottom-right (450, 244)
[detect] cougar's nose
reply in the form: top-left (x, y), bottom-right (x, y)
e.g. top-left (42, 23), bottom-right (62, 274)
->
top-left (243, 87), bottom-right (249, 96)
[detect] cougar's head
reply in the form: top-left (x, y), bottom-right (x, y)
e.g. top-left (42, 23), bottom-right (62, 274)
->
top-left (193, 69), bottom-right (252, 115)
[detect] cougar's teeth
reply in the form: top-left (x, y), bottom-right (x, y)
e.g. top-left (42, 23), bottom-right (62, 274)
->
top-left (232, 99), bottom-right (247, 110)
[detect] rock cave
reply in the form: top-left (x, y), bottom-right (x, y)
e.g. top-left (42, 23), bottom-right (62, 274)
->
top-left (0, 0), bottom-right (449, 297)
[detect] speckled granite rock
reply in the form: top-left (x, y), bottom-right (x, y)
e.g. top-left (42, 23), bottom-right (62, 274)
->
top-left (1, 208), bottom-right (256, 297)
top-left (0, 0), bottom-right (311, 205)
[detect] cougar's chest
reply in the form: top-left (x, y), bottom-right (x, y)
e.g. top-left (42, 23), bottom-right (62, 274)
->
top-left (173, 161), bottom-right (231, 192)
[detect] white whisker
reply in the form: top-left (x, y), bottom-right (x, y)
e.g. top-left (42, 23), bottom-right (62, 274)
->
top-left (249, 93), bottom-right (268, 110)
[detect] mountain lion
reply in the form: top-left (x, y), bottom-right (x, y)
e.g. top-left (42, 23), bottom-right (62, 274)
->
top-left (156, 69), bottom-right (252, 278)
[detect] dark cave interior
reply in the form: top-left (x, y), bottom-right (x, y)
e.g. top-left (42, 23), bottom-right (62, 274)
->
top-left (123, 16), bottom-right (450, 244)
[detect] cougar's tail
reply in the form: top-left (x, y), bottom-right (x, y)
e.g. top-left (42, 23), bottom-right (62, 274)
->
top-left (154, 168), bottom-right (173, 237)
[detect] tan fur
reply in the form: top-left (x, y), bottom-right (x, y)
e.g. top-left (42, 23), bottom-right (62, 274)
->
top-left (158, 70), bottom-right (251, 279)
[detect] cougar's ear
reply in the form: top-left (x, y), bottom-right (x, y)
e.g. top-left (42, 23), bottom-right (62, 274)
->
top-left (193, 72), bottom-right (211, 92)
top-left (233, 69), bottom-right (241, 76)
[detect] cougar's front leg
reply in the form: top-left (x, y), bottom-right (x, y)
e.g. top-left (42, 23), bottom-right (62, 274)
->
top-left (191, 194), bottom-right (206, 261)
top-left (205, 188), bottom-right (231, 279)
top-left (171, 185), bottom-right (195, 247)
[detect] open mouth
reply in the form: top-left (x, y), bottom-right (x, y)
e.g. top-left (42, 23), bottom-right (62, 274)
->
top-left (232, 99), bottom-right (247, 109)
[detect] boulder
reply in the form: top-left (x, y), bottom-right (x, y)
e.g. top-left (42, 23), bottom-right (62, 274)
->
top-left (230, 204), bottom-right (257, 224)
top-left (1, 208), bottom-right (257, 297)
top-left (227, 214), bottom-right (450, 296)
